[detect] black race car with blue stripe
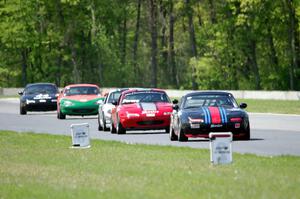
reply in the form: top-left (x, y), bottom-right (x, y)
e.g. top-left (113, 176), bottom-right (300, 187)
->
top-left (169, 91), bottom-right (250, 141)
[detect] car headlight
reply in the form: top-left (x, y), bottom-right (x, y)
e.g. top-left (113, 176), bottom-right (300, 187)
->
top-left (63, 100), bottom-right (73, 106)
top-left (126, 112), bottom-right (140, 118)
top-left (26, 99), bottom-right (35, 104)
top-left (95, 99), bottom-right (104, 105)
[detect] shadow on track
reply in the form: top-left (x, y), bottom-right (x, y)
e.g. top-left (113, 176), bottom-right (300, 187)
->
top-left (24, 112), bottom-right (56, 116)
top-left (185, 137), bottom-right (264, 143)
top-left (185, 139), bottom-right (210, 142)
top-left (124, 131), bottom-right (167, 135)
top-left (63, 116), bottom-right (98, 120)
top-left (234, 138), bottom-right (264, 142)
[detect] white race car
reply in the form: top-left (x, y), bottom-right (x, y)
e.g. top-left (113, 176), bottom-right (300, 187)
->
top-left (98, 88), bottom-right (129, 131)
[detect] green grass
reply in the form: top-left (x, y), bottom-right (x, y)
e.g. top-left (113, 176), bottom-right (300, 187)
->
top-left (237, 99), bottom-right (300, 115)
top-left (0, 95), bottom-right (18, 98)
top-left (1, 96), bottom-right (300, 114)
top-left (1, 131), bottom-right (300, 199)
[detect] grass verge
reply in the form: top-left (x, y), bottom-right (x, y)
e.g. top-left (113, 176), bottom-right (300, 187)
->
top-left (1, 96), bottom-right (300, 114)
top-left (1, 130), bottom-right (299, 199)
top-left (237, 99), bottom-right (300, 115)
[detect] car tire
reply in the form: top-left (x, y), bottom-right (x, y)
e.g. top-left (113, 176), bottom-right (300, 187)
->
top-left (178, 122), bottom-right (188, 142)
top-left (98, 114), bottom-right (103, 131)
top-left (165, 126), bottom-right (170, 134)
top-left (169, 126), bottom-right (178, 141)
top-left (58, 109), bottom-right (66, 119)
top-left (20, 105), bottom-right (27, 115)
top-left (110, 118), bottom-right (116, 134)
top-left (241, 123), bottom-right (250, 140)
top-left (116, 116), bottom-right (126, 134)
top-left (102, 112), bottom-right (109, 131)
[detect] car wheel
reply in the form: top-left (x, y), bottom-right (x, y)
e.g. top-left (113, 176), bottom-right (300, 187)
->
top-left (169, 126), bottom-right (178, 141)
top-left (58, 109), bottom-right (66, 119)
top-left (98, 114), bottom-right (103, 131)
top-left (241, 123), bottom-right (250, 140)
top-left (178, 122), bottom-right (188, 142)
top-left (20, 105), bottom-right (27, 115)
top-left (110, 118), bottom-right (116, 134)
top-left (103, 112), bottom-right (109, 131)
top-left (116, 116), bottom-right (126, 134)
top-left (165, 126), bottom-right (170, 134)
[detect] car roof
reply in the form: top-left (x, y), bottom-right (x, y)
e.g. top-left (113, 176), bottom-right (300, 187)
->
top-left (184, 91), bottom-right (233, 97)
top-left (109, 88), bottom-right (129, 93)
top-left (121, 88), bottom-right (166, 95)
top-left (25, 83), bottom-right (57, 87)
top-left (64, 84), bottom-right (99, 88)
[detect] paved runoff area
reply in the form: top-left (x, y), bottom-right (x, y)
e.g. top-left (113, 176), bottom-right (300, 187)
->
top-left (1, 98), bottom-right (300, 156)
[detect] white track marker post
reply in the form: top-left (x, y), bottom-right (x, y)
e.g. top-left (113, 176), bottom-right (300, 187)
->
top-left (209, 132), bottom-right (232, 165)
top-left (70, 123), bottom-right (90, 148)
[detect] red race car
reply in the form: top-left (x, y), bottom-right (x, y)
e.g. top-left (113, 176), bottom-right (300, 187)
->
top-left (110, 89), bottom-right (173, 134)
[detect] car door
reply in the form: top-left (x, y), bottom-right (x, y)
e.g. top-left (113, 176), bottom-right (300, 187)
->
top-left (99, 94), bottom-right (108, 122)
top-left (172, 96), bottom-right (184, 133)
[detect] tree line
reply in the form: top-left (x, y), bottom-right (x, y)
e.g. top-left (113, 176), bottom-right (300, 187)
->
top-left (0, 0), bottom-right (299, 90)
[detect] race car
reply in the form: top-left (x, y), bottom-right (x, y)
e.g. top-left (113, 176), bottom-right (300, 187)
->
top-left (170, 91), bottom-right (250, 141)
top-left (98, 88), bottom-right (129, 131)
top-left (18, 83), bottom-right (59, 115)
top-left (57, 84), bottom-right (103, 119)
top-left (110, 89), bottom-right (173, 134)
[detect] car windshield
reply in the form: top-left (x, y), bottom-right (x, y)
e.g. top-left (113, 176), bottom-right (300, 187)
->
top-left (107, 91), bottom-right (122, 103)
top-left (65, 86), bottom-right (100, 96)
top-left (122, 92), bottom-right (170, 104)
top-left (25, 85), bottom-right (57, 95)
top-left (183, 94), bottom-right (237, 109)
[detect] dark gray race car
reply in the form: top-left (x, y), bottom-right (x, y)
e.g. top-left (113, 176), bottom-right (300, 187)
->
top-left (170, 91), bottom-right (250, 141)
top-left (18, 83), bottom-right (59, 115)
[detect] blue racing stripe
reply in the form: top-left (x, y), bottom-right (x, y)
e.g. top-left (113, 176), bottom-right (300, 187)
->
top-left (221, 107), bottom-right (227, 123)
top-left (204, 107), bottom-right (211, 124)
top-left (219, 107), bottom-right (224, 123)
top-left (202, 107), bottom-right (208, 124)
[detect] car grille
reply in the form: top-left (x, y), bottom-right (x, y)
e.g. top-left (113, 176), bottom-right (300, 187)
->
top-left (137, 120), bottom-right (164, 125)
top-left (73, 109), bottom-right (95, 114)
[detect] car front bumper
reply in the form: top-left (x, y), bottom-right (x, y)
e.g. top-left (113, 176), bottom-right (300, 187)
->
top-left (21, 100), bottom-right (57, 111)
top-left (61, 104), bottom-right (99, 115)
top-left (181, 122), bottom-right (248, 138)
top-left (120, 115), bottom-right (171, 130)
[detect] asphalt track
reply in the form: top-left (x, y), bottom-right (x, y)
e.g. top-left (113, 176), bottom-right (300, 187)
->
top-left (1, 98), bottom-right (300, 156)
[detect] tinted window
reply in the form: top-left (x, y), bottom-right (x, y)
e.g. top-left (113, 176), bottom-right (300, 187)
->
top-left (65, 86), bottom-right (99, 96)
top-left (25, 84), bottom-right (57, 95)
top-left (183, 95), bottom-right (237, 109)
top-left (122, 92), bottom-right (170, 104)
top-left (107, 91), bottom-right (122, 103)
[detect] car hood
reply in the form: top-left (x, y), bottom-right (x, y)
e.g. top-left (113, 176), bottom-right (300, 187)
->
top-left (102, 103), bottom-right (115, 112)
top-left (22, 93), bottom-right (57, 100)
top-left (121, 102), bottom-right (172, 113)
top-left (61, 95), bottom-right (101, 102)
top-left (182, 106), bottom-right (247, 123)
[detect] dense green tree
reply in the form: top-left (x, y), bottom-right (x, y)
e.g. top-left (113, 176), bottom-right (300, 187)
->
top-left (0, 0), bottom-right (299, 90)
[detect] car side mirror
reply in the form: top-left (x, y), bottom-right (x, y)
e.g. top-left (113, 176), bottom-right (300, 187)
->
top-left (172, 99), bottom-right (178, 104)
top-left (173, 104), bottom-right (179, 111)
top-left (112, 100), bottom-right (118, 106)
top-left (97, 99), bottom-right (104, 105)
top-left (240, 103), bottom-right (247, 109)
top-left (18, 91), bottom-right (23, 95)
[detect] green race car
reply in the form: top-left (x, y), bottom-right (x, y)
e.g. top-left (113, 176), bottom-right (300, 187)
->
top-left (57, 84), bottom-right (104, 119)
